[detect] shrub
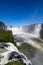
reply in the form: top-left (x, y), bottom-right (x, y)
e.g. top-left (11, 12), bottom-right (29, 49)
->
top-left (0, 21), bottom-right (5, 30)
top-left (0, 30), bottom-right (17, 46)
top-left (5, 61), bottom-right (26, 65)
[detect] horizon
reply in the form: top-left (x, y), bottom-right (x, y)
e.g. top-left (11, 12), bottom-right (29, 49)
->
top-left (0, 0), bottom-right (43, 26)
top-left (5, 22), bottom-right (43, 27)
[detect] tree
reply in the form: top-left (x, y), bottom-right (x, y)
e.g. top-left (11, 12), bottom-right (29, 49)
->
top-left (0, 21), bottom-right (5, 30)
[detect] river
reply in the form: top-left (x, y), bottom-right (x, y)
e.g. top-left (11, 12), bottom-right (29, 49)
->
top-left (14, 33), bottom-right (43, 65)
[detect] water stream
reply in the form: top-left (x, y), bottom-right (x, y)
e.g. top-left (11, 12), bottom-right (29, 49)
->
top-left (34, 24), bottom-right (41, 37)
top-left (0, 42), bottom-right (32, 65)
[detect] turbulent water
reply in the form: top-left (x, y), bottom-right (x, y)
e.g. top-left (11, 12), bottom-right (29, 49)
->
top-left (2, 23), bottom-right (43, 65)
top-left (0, 42), bottom-right (32, 65)
top-left (14, 34), bottom-right (43, 65)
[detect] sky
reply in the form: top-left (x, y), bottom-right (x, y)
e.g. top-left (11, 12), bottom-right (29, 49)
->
top-left (0, 0), bottom-right (43, 26)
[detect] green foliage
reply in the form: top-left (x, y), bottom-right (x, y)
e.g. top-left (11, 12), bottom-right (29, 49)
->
top-left (5, 61), bottom-right (26, 65)
top-left (0, 21), bottom-right (5, 26)
top-left (0, 21), bottom-right (5, 30)
top-left (0, 30), bottom-right (16, 46)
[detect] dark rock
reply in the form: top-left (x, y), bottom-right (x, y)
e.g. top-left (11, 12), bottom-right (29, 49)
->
top-left (8, 51), bottom-right (26, 63)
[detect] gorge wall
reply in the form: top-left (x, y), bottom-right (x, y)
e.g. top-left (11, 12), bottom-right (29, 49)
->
top-left (6, 23), bottom-right (43, 38)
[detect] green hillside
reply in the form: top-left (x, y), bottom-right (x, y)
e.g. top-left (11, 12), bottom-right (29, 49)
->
top-left (0, 30), bottom-right (16, 46)
top-left (5, 61), bottom-right (26, 65)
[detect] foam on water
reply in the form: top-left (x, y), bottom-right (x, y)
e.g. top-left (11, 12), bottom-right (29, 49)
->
top-left (0, 42), bottom-right (32, 65)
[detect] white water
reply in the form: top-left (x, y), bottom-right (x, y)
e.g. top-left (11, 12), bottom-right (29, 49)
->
top-left (6, 24), bottom-right (42, 37)
top-left (0, 42), bottom-right (32, 65)
top-left (34, 24), bottom-right (41, 37)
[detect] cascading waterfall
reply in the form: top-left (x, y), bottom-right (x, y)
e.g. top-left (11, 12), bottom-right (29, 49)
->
top-left (6, 24), bottom-right (42, 38)
top-left (10, 26), bottom-right (23, 35)
top-left (0, 42), bottom-right (32, 65)
top-left (34, 24), bottom-right (41, 37)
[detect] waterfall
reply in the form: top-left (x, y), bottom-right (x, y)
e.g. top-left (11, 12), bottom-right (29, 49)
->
top-left (6, 24), bottom-right (43, 38)
top-left (0, 42), bottom-right (32, 65)
top-left (34, 24), bottom-right (41, 37)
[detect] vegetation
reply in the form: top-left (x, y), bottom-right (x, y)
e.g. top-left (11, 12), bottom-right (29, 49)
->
top-left (5, 61), bottom-right (26, 65)
top-left (0, 21), bottom-right (5, 30)
top-left (0, 30), bottom-right (17, 46)
top-left (0, 21), bottom-right (5, 26)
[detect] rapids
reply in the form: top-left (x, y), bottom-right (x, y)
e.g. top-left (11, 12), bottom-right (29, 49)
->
top-left (0, 42), bottom-right (32, 65)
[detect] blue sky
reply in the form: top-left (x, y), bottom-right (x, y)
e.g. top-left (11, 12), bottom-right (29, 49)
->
top-left (0, 0), bottom-right (43, 26)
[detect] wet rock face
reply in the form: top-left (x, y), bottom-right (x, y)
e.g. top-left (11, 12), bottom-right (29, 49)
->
top-left (8, 51), bottom-right (24, 63)
top-left (40, 24), bottom-right (43, 39)
top-left (0, 44), bottom-right (4, 48)
top-left (41, 24), bottom-right (43, 29)
top-left (0, 43), bottom-right (9, 49)
top-left (8, 51), bottom-right (26, 61)
top-left (0, 22), bottom-right (5, 30)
